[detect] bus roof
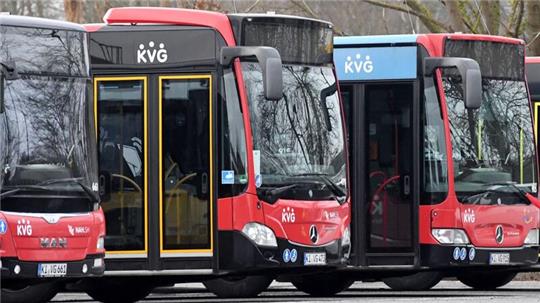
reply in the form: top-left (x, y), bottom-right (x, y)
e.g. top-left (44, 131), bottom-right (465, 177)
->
top-left (0, 14), bottom-right (84, 32)
top-left (335, 33), bottom-right (523, 47)
top-left (334, 34), bottom-right (418, 46)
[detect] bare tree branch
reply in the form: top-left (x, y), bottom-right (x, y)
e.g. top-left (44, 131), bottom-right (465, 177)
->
top-left (363, 0), bottom-right (448, 33)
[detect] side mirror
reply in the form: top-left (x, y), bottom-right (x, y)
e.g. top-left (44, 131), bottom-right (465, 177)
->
top-left (220, 46), bottom-right (283, 101)
top-left (424, 57), bottom-right (482, 109)
top-left (320, 82), bottom-right (337, 131)
top-left (0, 62), bottom-right (19, 114)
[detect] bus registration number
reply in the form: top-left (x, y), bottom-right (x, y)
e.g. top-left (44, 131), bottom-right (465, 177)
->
top-left (489, 253), bottom-right (510, 265)
top-left (38, 263), bottom-right (67, 277)
top-left (304, 252), bottom-right (326, 265)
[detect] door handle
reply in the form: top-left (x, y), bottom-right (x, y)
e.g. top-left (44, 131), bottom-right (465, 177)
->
top-left (403, 175), bottom-right (411, 196)
top-left (201, 172), bottom-right (208, 195)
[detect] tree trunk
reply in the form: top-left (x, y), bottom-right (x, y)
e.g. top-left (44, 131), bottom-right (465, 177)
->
top-left (64, 0), bottom-right (84, 23)
top-left (526, 0), bottom-right (540, 56)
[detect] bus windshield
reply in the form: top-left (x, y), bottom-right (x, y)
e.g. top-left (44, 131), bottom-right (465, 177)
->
top-left (0, 25), bottom-right (97, 206)
top-left (443, 40), bottom-right (536, 203)
top-left (242, 62), bottom-right (347, 202)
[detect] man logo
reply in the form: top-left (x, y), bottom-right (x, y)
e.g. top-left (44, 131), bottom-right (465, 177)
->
top-left (495, 225), bottom-right (504, 244)
top-left (309, 225), bottom-right (318, 244)
top-left (40, 237), bottom-right (67, 248)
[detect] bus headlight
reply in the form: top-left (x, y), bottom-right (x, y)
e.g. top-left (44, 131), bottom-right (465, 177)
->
top-left (432, 229), bottom-right (470, 245)
top-left (97, 236), bottom-right (105, 250)
top-left (242, 222), bottom-right (277, 247)
top-left (524, 229), bottom-right (539, 245)
top-left (342, 226), bottom-right (351, 247)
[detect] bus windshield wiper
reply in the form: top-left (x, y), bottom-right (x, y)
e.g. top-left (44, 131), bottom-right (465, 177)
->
top-left (260, 184), bottom-right (299, 204)
top-left (1, 178), bottom-right (99, 203)
top-left (39, 178), bottom-right (99, 203)
top-left (484, 181), bottom-right (531, 204)
top-left (0, 185), bottom-right (54, 199)
top-left (292, 173), bottom-right (346, 203)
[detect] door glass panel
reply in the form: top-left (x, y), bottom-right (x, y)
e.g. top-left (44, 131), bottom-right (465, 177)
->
top-left (97, 79), bottom-right (146, 251)
top-left (161, 76), bottom-right (211, 251)
top-left (366, 84), bottom-right (413, 250)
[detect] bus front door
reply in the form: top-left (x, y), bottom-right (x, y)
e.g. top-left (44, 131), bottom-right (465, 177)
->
top-left (342, 82), bottom-right (418, 266)
top-left (95, 74), bottom-right (215, 272)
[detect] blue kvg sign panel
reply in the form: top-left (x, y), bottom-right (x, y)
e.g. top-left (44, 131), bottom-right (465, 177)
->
top-left (334, 46), bottom-right (417, 81)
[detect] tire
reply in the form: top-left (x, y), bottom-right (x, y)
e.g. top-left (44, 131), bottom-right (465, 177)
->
top-left (1, 281), bottom-right (61, 303)
top-left (457, 271), bottom-right (517, 290)
top-left (203, 275), bottom-right (273, 298)
top-left (84, 278), bottom-right (154, 303)
top-left (382, 271), bottom-right (443, 291)
top-left (291, 274), bottom-right (354, 296)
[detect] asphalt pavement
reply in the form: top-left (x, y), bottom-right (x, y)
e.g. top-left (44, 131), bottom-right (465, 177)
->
top-left (52, 280), bottom-right (540, 303)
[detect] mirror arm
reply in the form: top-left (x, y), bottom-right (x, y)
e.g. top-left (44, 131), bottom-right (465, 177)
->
top-left (423, 57), bottom-right (480, 77)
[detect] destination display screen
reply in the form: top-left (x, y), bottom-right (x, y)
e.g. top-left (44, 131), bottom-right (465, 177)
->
top-left (239, 17), bottom-right (333, 65)
top-left (444, 39), bottom-right (524, 80)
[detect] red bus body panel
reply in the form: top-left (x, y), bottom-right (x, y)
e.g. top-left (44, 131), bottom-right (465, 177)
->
top-left (416, 34), bottom-right (539, 248)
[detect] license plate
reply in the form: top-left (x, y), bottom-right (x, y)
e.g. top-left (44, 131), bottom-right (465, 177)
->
top-left (304, 252), bottom-right (326, 266)
top-left (489, 253), bottom-right (510, 265)
top-left (38, 263), bottom-right (67, 277)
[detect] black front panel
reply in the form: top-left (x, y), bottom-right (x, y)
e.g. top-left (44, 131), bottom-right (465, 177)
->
top-left (90, 26), bottom-right (217, 67)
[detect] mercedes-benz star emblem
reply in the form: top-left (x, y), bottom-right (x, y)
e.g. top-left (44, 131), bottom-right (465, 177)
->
top-left (309, 225), bottom-right (318, 244)
top-left (495, 225), bottom-right (504, 244)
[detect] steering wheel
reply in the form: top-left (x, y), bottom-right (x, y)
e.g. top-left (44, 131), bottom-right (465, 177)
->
top-left (111, 173), bottom-right (142, 192)
top-left (166, 172), bottom-right (198, 204)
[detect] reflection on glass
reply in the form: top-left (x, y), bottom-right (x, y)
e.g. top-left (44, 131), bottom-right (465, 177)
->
top-left (242, 63), bottom-right (347, 203)
top-left (445, 78), bottom-right (537, 202)
top-left (161, 77), bottom-right (210, 250)
top-left (98, 80), bottom-right (145, 251)
top-left (423, 79), bottom-right (449, 204)
top-left (218, 70), bottom-right (248, 197)
top-left (365, 84), bottom-right (413, 249)
top-left (0, 25), bottom-right (97, 214)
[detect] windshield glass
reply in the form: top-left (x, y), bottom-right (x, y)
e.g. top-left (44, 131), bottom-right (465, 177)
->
top-left (444, 78), bottom-right (536, 203)
top-left (443, 40), bottom-right (536, 204)
top-left (242, 62), bottom-right (347, 202)
top-left (0, 26), bottom-right (97, 206)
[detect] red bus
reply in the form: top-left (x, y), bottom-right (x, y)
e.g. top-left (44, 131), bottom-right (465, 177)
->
top-left (0, 16), bottom-right (105, 303)
top-left (83, 7), bottom-right (350, 300)
top-left (334, 34), bottom-right (539, 291)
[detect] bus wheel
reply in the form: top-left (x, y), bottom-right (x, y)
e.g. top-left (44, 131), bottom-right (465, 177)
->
top-left (84, 278), bottom-right (154, 303)
top-left (457, 272), bottom-right (517, 290)
top-left (203, 275), bottom-right (273, 298)
top-left (291, 274), bottom-right (354, 296)
top-left (1, 281), bottom-right (60, 303)
top-left (382, 271), bottom-right (443, 291)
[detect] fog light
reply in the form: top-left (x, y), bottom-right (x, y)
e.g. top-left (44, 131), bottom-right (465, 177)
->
top-left (82, 264), bottom-right (88, 274)
top-left (524, 229), bottom-right (539, 245)
top-left (14, 265), bottom-right (20, 274)
top-left (432, 228), bottom-right (470, 245)
top-left (241, 222), bottom-right (277, 247)
top-left (93, 258), bottom-right (103, 268)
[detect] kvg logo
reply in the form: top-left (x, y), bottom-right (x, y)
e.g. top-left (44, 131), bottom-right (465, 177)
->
top-left (16, 219), bottom-right (32, 236)
top-left (344, 53), bottom-right (373, 74)
top-left (137, 41), bottom-right (168, 64)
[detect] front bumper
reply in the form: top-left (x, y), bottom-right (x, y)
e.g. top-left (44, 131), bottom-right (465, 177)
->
top-left (420, 244), bottom-right (538, 268)
top-left (1, 254), bottom-right (105, 280)
top-left (218, 231), bottom-right (349, 273)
